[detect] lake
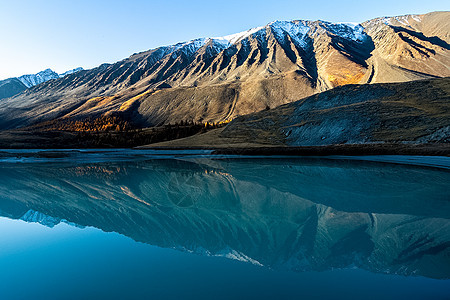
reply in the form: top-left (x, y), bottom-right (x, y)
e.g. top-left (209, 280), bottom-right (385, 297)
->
top-left (0, 151), bottom-right (449, 299)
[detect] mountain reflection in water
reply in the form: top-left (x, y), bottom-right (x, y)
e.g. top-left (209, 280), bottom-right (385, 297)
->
top-left (0, 157), bottom-right (449, 279)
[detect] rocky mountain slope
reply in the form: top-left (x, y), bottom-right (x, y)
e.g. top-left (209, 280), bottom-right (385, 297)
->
top-left (0, 12), bottom-right (448, 130)
top-left (0, 67), bottom-right (83, 101)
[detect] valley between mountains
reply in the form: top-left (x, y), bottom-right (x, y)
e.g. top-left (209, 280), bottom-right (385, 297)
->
top-left (0, 11), bottom-right (449, 152)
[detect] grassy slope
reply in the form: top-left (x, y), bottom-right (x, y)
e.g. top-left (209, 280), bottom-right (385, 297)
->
top-left (142, 77), bottom-right (450, 152)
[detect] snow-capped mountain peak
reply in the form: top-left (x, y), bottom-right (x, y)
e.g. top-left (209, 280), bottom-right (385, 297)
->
top-left (18, 68), bottom-right (59, 88)
top-left (17, 67), bottom-right (83, 88)
top-left (213, 25), bottom-right (266, 45)
top-left (59, 67), bottom-right (84, 78)
top-left (269, 20), bottom-right (311, 47)
top-left (183, 18), bottom-right (369, 53)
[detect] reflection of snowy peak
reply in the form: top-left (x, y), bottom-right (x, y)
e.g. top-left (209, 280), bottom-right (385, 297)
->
top-left (19, 209), bottom-right (84, 229)
top-left (18, 67), bottom-right (83, 88)
top-left (180, 246), bottom-right (263, 266)
top-left (20, 209), bottom-right (62, 227)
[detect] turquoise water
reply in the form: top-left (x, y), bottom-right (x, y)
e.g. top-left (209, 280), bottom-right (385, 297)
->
top-left (0, 154), bottom-right (449, 299)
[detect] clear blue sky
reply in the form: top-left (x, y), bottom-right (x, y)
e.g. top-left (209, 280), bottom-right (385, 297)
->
top-left (0, 0), bottom-right (448, 79)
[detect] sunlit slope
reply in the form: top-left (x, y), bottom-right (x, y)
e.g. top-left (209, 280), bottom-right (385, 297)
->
top-left (0, 12), bottom-right (448, 130)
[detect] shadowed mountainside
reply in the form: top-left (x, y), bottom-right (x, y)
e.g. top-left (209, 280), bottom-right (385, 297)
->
top-left (0, 78), bottom-right (27, 100)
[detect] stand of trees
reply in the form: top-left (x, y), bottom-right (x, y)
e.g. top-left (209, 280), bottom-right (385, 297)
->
top-left (25, 116), bottom-right (231, 147)
top-left (73, 121), bottom-right (225, 147)
top-left (37, 116), bottom-right (133, 132)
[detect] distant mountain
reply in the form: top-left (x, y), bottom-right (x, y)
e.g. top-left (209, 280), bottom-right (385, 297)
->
top-left (0, 67), bottom-right (83, 100)
top-left (17, 67), bottom-right (84, 88)
top-left (0, 12), bottom-right (448, 130)
top-left (0, 78), bottom-right (27, 100)
top-left (17, 68), bottom-right (60, 88)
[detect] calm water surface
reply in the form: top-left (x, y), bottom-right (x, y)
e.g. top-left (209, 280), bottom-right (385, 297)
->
top-left (0, 153), bottom-right (449, 299)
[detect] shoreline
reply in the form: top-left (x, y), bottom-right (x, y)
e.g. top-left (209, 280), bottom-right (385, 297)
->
top-left (140, 143), bottom-right (450, 157)
top-left (0, 146), bottom-right (449, 169)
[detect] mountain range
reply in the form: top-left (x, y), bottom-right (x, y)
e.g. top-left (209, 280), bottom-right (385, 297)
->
top-left (0, 67), bottom-right (83, 100)
top-left (0, 11), bottom-right (448, 148)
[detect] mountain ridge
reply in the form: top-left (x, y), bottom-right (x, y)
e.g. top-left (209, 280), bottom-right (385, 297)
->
top-left (17, 67), bottom-right (84, 88)
top-left (0, 67), bottom-right (83, 101)
top-left (0, 12), bottom-right (448, 136)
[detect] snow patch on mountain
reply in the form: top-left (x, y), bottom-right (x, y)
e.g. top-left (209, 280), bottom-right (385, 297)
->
top-left (377, 14), bottom-right (423, 27)
top-left (59, 67), bottom-right (83, 77)
top-left (320, 21), bottom-right (367, 42)
top-left (171, 38), bottom-right (209, 57)
top-left (213, 26), bottom-right (266, 45)
top-left (343, 23), bottom-right (367, 42)
top-left (395, 16), bottom-right (411, 26)
top-left (211, 37), bottom-right (232, 48)
top-left (269, 21), bottom-right (310, 47)
top-left (411, 15), bottom-right (422, 23)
